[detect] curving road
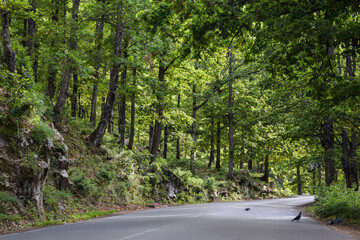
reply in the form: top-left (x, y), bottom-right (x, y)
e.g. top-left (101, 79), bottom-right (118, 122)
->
top-left (1, 196), bottom-right (350, 240)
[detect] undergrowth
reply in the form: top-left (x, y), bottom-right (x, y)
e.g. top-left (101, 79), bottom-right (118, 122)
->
top-left (313, 182), bottom-right (360, 222)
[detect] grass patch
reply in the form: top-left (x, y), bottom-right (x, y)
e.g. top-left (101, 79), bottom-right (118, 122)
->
top-left (71, 210), bottom-right (116, 221)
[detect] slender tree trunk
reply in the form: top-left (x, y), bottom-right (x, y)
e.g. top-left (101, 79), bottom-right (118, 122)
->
top-left (118, 46), bottom-right (128, 147)
top-left (296, 164), bottom-right (302, 195)
top-left (260, 154), bottom-right (269, 182)
top-left (176, 94), bottom-right (181, 160)
top-left (53, 61), bottom-right (71, 122)
top-left (90, 15), bottom-right (105, 127)
top-left (128, 68), bottom-right (136, 150)
top-left (190, 84), bottom-right (197, 174)
top-left (341, 129), bottom-right (359, 190)
top-left (89, 9), bottom-right (125, 146)
top-left (208, 117), bottom-right (215, 168)
top-left (46, 0), bottom-right (60, 101)
top-left (216, 118), bottom-right (221, 170)
top-left (70, 0), bottom-right (80, 117)
top-left (71, 74), bottom-right (78, 117)
top-left (1, 8), bottom-right (16, 73)
top-left (28, 0), bottom-right (38, 82)
top-left (228, 48), bottom-right (234, 179)
top-left (320, 117), bottom-right (336, 186)
top-left (108, 106), bottom-right (114, 133)
top-left (149, 123), bottom-right (154, 150)
top-left (163, 126), bottom-right (168, 159)
top-left (149, 65), bottom-right (165, 163)
top-left (53, 0), bottom-right (81, 122)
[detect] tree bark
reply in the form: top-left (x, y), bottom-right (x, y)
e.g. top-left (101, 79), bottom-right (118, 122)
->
top-left (108, 106), bottom-right (114, 133)
top-left (71, 73), bottom-right (78, 117)
top-left (296, 164), bottom-right (302, 195)
top-left (128, 68), bottom-right (136, 150)
top-left (208, 117), bottom-right (215, 168)
top-left (260, 154), bottom-right (269, 182)
top-left (216, 118), bottom-right (221, 170)
top-left (28, 0), bottom-right (38, 82)
top-left (341, 129), bottom-right (359, 190)
top-left (228, 48), bottom-right (234, 179)
top-left (149, 65), bottom-right (165, 163)
top-left (1, 8), bottom-right (16, 73)
top-left (176, 94), bottom-right (181, 160)
top-left (46, 0), bottom-right (60, 101)
top-left (53, 0), bottom-right (81, 122)
top-left (70, 0), bottom-right (80, 118)
top-left (53, 61), bottom-right (71, 122)
top-left (118, 45), bottom-right (128, 147)
top-left (163, 126), bottom-right (168, 159)
top-left (90, 14), bottom-right (105, 127)
top-left (190, 84), bottom-right (197, 174)
top-left (320, 117), bottom-right (336, 186)
top-left (89, 9), bottom-right (125, 146)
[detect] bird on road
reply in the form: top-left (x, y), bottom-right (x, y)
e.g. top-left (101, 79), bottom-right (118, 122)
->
top-left (245, 208), bottom-right (250, 211)
top-left (291, 212), bottom-right (302, 222)
top-left (327, 219), bottom-right (335, 225)
top-left (335, 217), bottom-right (343, 225)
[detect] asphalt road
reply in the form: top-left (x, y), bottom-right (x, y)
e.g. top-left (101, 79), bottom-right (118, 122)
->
top-left (1, 196), bottom-right (350, 240)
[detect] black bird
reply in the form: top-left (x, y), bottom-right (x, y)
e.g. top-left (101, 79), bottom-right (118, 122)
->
top-left (335, 217), bottom-right (343, 225)
top-left (291, 212), bottom-right (302, 222)
top-left (327, 219), bottom-right (335, 225)
top-left (245, 208), bottom-right (251, 211)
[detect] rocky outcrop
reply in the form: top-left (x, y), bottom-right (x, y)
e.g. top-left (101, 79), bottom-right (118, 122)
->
top-left (0, 124), bottom-right (71, 218)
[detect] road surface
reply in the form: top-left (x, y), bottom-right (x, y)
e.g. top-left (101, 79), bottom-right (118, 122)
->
top-left (1, 196), bottom-right (350, 240)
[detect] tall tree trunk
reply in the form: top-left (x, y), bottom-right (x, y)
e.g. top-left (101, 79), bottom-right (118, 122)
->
top-left (341, 129), bottom-right (359, 190)
top-left (228, 48), bottom-right (234, 179)
top-left (90, 15), bottom-right (105, 127)
top-left (71, 74), bottom-right (78, 117)
top-left (260, 154), bottom-right (269, 182)
top-left (216, 118), bottom-right (221, 170)
top-left (1, 8), bottom-right (16, 73)
top-left (149, 65), bottom-right (165, 163)
top-left (190, 84), bottom-right (197, 174)
top-left (163, 126), bottom-right (168, 159)
top-left (46, 0), bottom-right (60, 101)
top-left (53, 0), bottom-right (81, 122)
top-left (27, 0), bottom-right (38, 82)
top-left (320, 117), bottom-right (336, 186)
top-left (118, 46), bottom-right (128, 147)
top-left (176, 94), bottom-right (181, 160)
top-left (208, 117), bottom-right (215, 168)
top-left (128, 68), bottom-right (136, 150)
top-left (296, 164), bottom-right (302, 195)
top-left (89, 10), bottom-right (124, 146)
top-left (108, 106), bottom-right (114, 133)
top-left (53, 61), bottom-right (71, 122)
top-left (70, 0), bottom-right (80, 117)
top-left (149, 122), bottom-right (154, 150)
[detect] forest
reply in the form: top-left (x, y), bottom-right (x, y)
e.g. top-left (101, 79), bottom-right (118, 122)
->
top-left (0, 0), bottom-right (359, 232)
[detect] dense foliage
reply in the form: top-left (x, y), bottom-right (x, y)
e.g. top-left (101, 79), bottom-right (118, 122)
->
top-left (0, 0), bottom-right (359, 232)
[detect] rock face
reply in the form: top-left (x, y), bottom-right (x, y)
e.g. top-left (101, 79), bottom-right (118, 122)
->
top-left (0, 124), bottom-right (71, 218)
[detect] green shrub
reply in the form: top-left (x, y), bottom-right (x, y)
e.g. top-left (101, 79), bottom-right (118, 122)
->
top-left (96, 167), bottom-right (116, 182)
top-left (0, 191), bottom-right (19, 214)
top-left (69, 168), bottom-right (98, 196)
top-left (30, 122), bottom-right (55, 144)
top-left (314, 183), bottom-right (360, 221)
top-left (43, 186), bottom-right (72, 212)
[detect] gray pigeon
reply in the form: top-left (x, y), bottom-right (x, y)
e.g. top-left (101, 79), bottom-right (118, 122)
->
top-left (291, 212), bottom-right (302, 222)
top-left (335, 217), bottom-right (343, 225)
top-left (327, 219), bottom-right (335, 225)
